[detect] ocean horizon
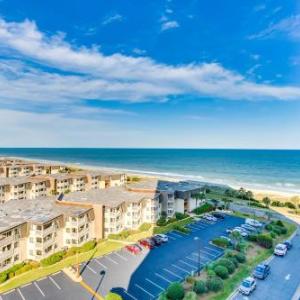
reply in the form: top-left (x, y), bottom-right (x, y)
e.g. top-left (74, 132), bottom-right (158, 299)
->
top-left (0, 148), bottom-right (300, 194)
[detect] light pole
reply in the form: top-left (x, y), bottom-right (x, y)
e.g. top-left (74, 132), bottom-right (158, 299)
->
top-left (194, 237), bottom-right (201, 276)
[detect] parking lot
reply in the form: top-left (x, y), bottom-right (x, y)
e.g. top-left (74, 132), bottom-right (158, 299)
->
top-left (0, 214), bottom-right (243, 300)
top-left (80, 214), bottom-right (243, 300)
top-left (0, 271), bottom-right (91, 300)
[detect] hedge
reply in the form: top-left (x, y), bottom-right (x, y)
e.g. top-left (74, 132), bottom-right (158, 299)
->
top-left (193, 203), bottom-right (214, 215)
top-left (257, 234), bottom-right (273, 249)
top-left (212, 237), bottom-right (230, 248)
top-left (105, 292), bottom-right (123, 300)
top-left (183, 291), bottom-right (197, 300)
top-left (235, 252), bottom-right (246, 263)
top-left (175, 212), bottom-right (189, 220)
top-left (139, 223), bottom-right (152, 231)
top-left (40, 251), bottom-right (65, 267)
top-left (217, 258), bottom-right (235, 274)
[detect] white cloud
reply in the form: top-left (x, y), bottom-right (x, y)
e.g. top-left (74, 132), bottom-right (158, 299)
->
top-left (132, 48), bottom-right (146, 55)
top-left (254, 4), bottom-right (266, 12)
top-left (250, 54), bottom-right (260, 61)
top-left (165, 8), bottom-right (173, 14)
top-left (161, 20), bottom-right (179, 31)
top-left (102, 13), bottom-right (123, 26)
top-left (248, 14), bottom-right (300, 40)
top-left (0, 17), bottom-right (300, 108)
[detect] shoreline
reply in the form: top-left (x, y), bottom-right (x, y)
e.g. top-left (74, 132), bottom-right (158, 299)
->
top-left (3, 155), bottom-right (299, 200)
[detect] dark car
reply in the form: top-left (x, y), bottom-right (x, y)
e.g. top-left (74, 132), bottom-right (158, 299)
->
top-left (283, 240), bottom-right (292, 250)
top-left (151, 235), bottom-right (163, 246)
top-left (212, 212), bottom-right (225, 219)
top-left (253, 264), bottom-right (270, 279)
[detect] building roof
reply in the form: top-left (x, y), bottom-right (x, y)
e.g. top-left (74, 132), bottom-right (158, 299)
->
top-left (0, 197), bottom-right (90, 232)
top-left (61, 186), bottom-right (158, 208)
top-left (0, 176), bottom-right (50, 186)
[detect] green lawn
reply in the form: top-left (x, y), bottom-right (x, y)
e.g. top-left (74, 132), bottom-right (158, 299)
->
top-left (153, 217), bottom-right (194, 234)
top-left (0, 240), bottom-right (123, 293)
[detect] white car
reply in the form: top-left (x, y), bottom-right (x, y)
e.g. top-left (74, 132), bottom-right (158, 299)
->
top-left (274, 243), bottom-right (287, 256)
top-left (246, 218), bottom-right (263, 228)
top-left (203, 214), bottom-right (217, 222)
top-left (239, 277), bottom-right (256, 295)
top-left (232, 228), bottom-right (248, 237)
top-left (155, 234), bottom-right (168, 243)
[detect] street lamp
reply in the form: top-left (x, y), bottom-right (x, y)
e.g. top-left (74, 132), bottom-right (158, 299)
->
top-left (194, 237), bottom-right (201, 276)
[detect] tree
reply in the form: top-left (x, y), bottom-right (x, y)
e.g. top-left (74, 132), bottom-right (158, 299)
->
top-left (290, 196), bottom-right (300, 214)
top-left (262, 197), bottom-right (271, 208)
top-left (229, 231), bottom-right (242, 250)
top-left (166, 282), bottom-right (185, 300)
top-left (222, 198), bottom-right (231, 210)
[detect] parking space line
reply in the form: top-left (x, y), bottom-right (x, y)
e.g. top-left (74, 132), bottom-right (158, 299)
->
top-left (86, 264), bottom-right (97, 274)
top-left (189, 224), bottom-right (204, 230)
top-left (49, 276), bottom-right (61, 290)
top-left (186, 256), bottom-right (198, 263)
top-left (135, 284), bottom-right (154, 298)
top-left (36, 277), bottom-right (47, 282)
top-left (125, 290), bottom-right (138, 300)
top-left (95, 259), bottom-right (108, 269)
top-left (155, 273), bottom-right (172, 283)
top-left (52, 271), bottom-right (61, 276)
top-left (34, 281), bottom-right (45, 297)
top-left (179, 260), bottom-right (196, 269)
top-left (204, 246), bottom-right (222, 254)
top-left (146, 278), bottom-right (165, 291)
top-left (164, 268), bottom-right (182, 279)
top-left (168, 232), bottom-right (183, 238)
top-left (114, 252), bottom-right (128, 261)
top-left (3, 290), bottom-right (15, 295)
top-left (17, 289), bottom-right (26, 300)
top-left (167, 235), bottom-right (176, 240)
top-left (200, 250), bottom-right (218, 257)
top-left (105, 255), bottom-right (118, 264)
top-left (22, 283), bottom-right (32, 288)
top-left (172, 264), bottom-right (190, 274)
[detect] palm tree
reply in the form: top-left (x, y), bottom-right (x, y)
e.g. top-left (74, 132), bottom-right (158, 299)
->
top-left (262, 197), bottom-right (271, 208)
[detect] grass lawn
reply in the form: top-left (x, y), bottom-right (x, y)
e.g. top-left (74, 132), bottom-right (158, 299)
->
top-left (0, 240), bottom-right (124, 293)
top-left (153, 217), bottom-right (194, 234)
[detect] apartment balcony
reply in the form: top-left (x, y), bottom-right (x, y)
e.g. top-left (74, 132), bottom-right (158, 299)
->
top-left (0, 249), bottom-right (14, 261)
top-left (0, 235), bottom-right (19, 247)
top-left (34, 225), bottom-right (55, 237)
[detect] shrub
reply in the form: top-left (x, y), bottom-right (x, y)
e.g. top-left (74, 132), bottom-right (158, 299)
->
top-left (167, 217), bottom-right (177, 225)
top-left (265, 224), bottom-right (273, 231)
top-left (276, 220), bottom-right (284, 227)
top-left (105, 292), bottom-right (123, 300)
top-left (79, 240), bottom-right (97, 252)
top-left (217, 258), bottom-right (235, 274)
top-left (257, 234), bottom-right (273, 249)
top-left (28, 261), bottom-right (40, 269)
top-left (206, 277), bottom-right (224, 292)
top-left (228, 256), bottom-right (239, 267)
top-left (214, 265), bottom-right (229, 279)
top-left (193, 203), bottom-right (214, 215)
top-left (207, 269), bottom-right (216, 277)
top-left (157, 217), bottom-right (167, 226)
top-left (139, 223), bottom-right (152, 231)
top-left (0, 273), bottom-right (7, 283)
top-left (247, 234), bottom-right (258, 242)
top-left (183, 291), bottom-right (197, 300)
top-left (272, 226), bottom-right (283, 235)
top-left (235, 253), bottom-right (246, 263)
top-left (270, 232), bottom-right (277, 239)
top-left (173, 225), bottom-right (190, 234)
top-left (212, 237), bottom-right (229, 248)
top-left (285, 202), bottom-right (296, 209)
top-left (193, 280), bottom-right (207, 294)
top-left (271, 200), bottom-right (284, 207)
top-left (175, 212), bottom-right (188, 220)
top-left (166, 282), bottom-right (185, 300)
top-left (186, 276), bottom-right (195, 284)
top-left (40, 251), bottom-right (65, 266)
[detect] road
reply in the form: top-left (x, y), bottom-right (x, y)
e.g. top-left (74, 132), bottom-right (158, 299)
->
top-left (232, 226), bottom-right (300, 300)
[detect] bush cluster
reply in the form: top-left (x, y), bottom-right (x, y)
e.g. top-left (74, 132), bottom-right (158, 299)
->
top-left (0, 261), bottom-right (40, 283)
top-left (256, 234), bottom-right (273, 249)
top-left (271, 201), bottom-right (297, 209)
top-left (212, 237), bottom-right (230, 248)
top-left (192, 203), bottom-right (214, 215)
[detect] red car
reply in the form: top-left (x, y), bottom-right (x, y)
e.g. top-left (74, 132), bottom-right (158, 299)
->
top-left (139, 238), bottom-right (155, 249)
top-left (125, 244), bottom-right (142, 254)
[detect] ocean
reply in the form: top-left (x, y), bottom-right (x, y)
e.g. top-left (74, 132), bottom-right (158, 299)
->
top-left (0, 148), bottom-right (299, 194)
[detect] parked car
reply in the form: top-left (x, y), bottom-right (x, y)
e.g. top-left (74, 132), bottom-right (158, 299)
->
top-left (241, 223), bottom-right (257, 232)
top-left (239, 277), bottom-right (256, 295)
top-left (151, 235), bottom-right (163, 246)
top-left (233, 228), bottom-right (248, 237)
top-left (125, 244), bottom-right (142, 254)
top-left (283, 240), bottom-right (293, 250)
top-left (203, 214), bottom-right (217, 222)
top-left (139, 238), bottom-right (155, 249)
top-left (212, 212), bottom-right (225, 219)
top-left (274, 243), bottom-right (287, 256)
top-left (155, 234), bottom-right (168, 243)
top-left (246, 218), bottom-right (263, 228)
top-left (253, 264), bottom-right (270, 279)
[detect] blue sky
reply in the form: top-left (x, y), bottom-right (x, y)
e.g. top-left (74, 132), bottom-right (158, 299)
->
top-left (0, 0), bottom-right (299, 148)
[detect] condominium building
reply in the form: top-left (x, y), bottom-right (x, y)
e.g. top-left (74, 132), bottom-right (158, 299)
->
top-left (60, 187), bottom-right (160, 238)
top-left (0, 198), bottom-right (94, 271)
top-left (0, 177), bottom-right (53, 203)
